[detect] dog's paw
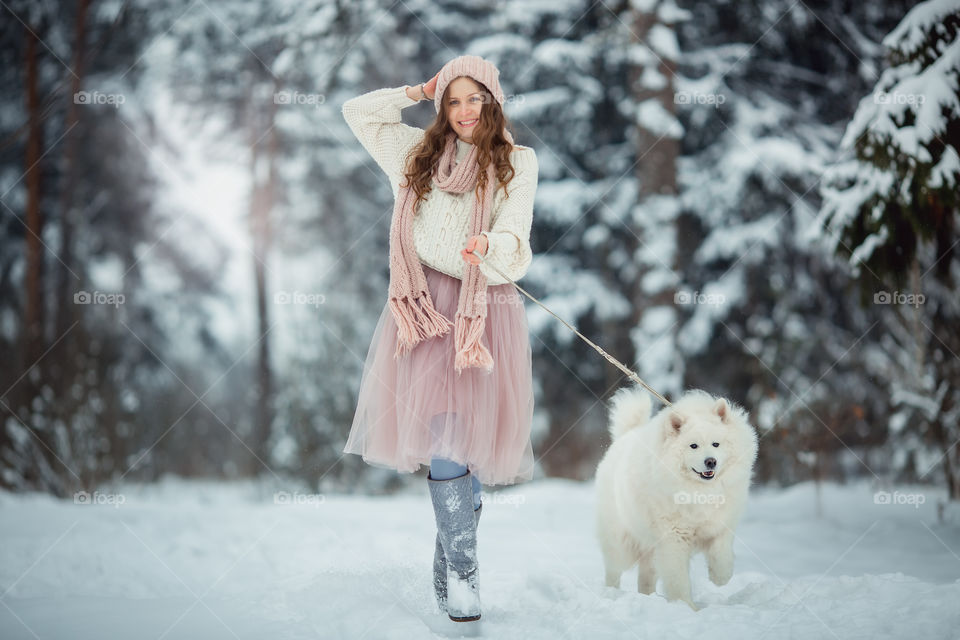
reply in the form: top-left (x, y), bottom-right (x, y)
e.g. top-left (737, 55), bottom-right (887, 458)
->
top-left (709, 565), bottom-right (733, 586)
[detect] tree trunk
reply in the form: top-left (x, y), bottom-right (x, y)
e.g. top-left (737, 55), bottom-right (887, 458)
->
top-left (930, 304), bottom-right (960, 501)
top-left (632, 10), bottom-right (679, 199)
top-left (905, 255), bottom-right (959, 500)
top-left (23, 27), bottom-right (46, 386)
top-left (248, 83), bottom-right (278, 474)
top-left (54, 0), bottom-right (91, 492)
top-left (55, 0), bottom-right (89, 339)
top-left (623, 2), bottom-right (682, 397)
top-left (19, 24), bottom-right (64, 494)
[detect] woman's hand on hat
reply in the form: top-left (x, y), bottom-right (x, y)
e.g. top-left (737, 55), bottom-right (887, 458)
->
top-left (461, 234), bottom-right (488, 265)
top-left (422, 73), bottom-right (439, 100)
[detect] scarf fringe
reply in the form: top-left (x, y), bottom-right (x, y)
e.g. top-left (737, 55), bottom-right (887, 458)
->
top-left (454, 313), bottom-right (494, 375)
top-left (414, 292), bottom-right (454, 336)
top-left (390, 294), bottom-right (453, 358)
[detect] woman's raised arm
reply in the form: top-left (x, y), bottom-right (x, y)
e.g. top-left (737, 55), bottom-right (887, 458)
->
top-left (341, 86), bottom-right (426, 186)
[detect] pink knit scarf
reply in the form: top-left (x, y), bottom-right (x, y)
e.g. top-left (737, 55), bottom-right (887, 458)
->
top-left (388, 131), bottom-right (497, 375)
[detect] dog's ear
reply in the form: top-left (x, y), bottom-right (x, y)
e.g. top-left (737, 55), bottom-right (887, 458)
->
top-left (668, 412), bottom-right (685, 433)
top-left (714, 398), bottom-right (730, 423)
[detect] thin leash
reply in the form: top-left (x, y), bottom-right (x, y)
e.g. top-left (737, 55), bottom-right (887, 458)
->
top-left (469, 249), bottom-right (673, 407)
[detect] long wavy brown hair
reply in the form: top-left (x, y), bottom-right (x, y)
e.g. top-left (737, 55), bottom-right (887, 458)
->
top-left (400, 77), bottom-right (517, 211)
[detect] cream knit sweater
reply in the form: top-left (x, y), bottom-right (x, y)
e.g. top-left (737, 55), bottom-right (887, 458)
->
top-left (341, 85), bottom-right (538, 285)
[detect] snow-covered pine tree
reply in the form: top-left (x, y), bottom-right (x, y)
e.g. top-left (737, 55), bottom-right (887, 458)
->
top-left (818, 0), bottom-right (960, 499)
top-left (669, 0), bottom-right (917, 487)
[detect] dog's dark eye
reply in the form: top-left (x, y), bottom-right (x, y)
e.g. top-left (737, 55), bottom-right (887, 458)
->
top-left (712, 442), bottom-right (719, 447)
top-left (689, 443), bottom-right (698, 449)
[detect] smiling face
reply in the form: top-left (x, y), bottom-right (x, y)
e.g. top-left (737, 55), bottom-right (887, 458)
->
top-left (660, 396), bottom-right (747, 483)
top-left (675, 415), bottom-right (726, 481)
top-left (444, 76), bottom-right (485, 143)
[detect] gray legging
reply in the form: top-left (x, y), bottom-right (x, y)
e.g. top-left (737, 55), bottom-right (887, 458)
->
top-left (428, 413), bottom-right (482, 509)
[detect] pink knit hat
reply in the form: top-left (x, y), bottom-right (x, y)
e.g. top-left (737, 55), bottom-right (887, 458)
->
top-left (434, 54), bottom-right (513, 144)
top-left (434, 54), bottom-right (506, 114)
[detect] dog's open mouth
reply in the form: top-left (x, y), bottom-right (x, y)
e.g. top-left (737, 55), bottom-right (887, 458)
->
top-left (693, 468), bottom-right (715, 480)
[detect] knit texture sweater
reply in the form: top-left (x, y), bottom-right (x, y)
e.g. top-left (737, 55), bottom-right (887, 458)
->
top-left (341, 85), bottom-right (538, 285)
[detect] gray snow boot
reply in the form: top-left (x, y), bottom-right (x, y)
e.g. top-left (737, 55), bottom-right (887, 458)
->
top-left (433, 501), bottom-right (481, 614)
top-left (427, 470), bottom-right (481, 622)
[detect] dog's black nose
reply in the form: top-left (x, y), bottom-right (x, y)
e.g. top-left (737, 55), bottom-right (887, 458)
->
top-left (704, 457), bottom-right (717, 469)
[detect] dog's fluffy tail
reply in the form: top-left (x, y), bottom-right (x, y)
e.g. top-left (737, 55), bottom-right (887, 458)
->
top-left (608, 386), bottom-right (652, 440)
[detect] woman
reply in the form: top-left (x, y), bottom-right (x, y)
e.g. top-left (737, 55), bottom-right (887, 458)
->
top-left (341, 54), bottom-right (539, 622)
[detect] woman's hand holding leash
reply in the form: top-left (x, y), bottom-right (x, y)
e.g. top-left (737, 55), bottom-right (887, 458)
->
top-left (461, 235), bottom-right (488, 265)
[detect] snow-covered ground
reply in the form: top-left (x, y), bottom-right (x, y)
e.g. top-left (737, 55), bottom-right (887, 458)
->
top-left (1, 477), bottom-right (958, 639)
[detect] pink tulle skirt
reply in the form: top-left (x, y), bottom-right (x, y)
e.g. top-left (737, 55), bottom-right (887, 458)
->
top-left (343, 262), bottom-right (535, 486)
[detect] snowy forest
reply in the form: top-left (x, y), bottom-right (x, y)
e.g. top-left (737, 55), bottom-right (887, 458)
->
top-left (3, 0), bottom-right (958, 500)
top-left (2, 0), bottom-right (959, 638)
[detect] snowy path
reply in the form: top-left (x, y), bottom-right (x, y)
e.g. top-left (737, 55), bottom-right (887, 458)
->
top-left (1, 478), bottom-right (958, 639)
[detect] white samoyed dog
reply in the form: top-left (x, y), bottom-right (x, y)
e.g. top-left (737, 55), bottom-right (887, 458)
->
top-left (594, 386), bottom-right (758, 610)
